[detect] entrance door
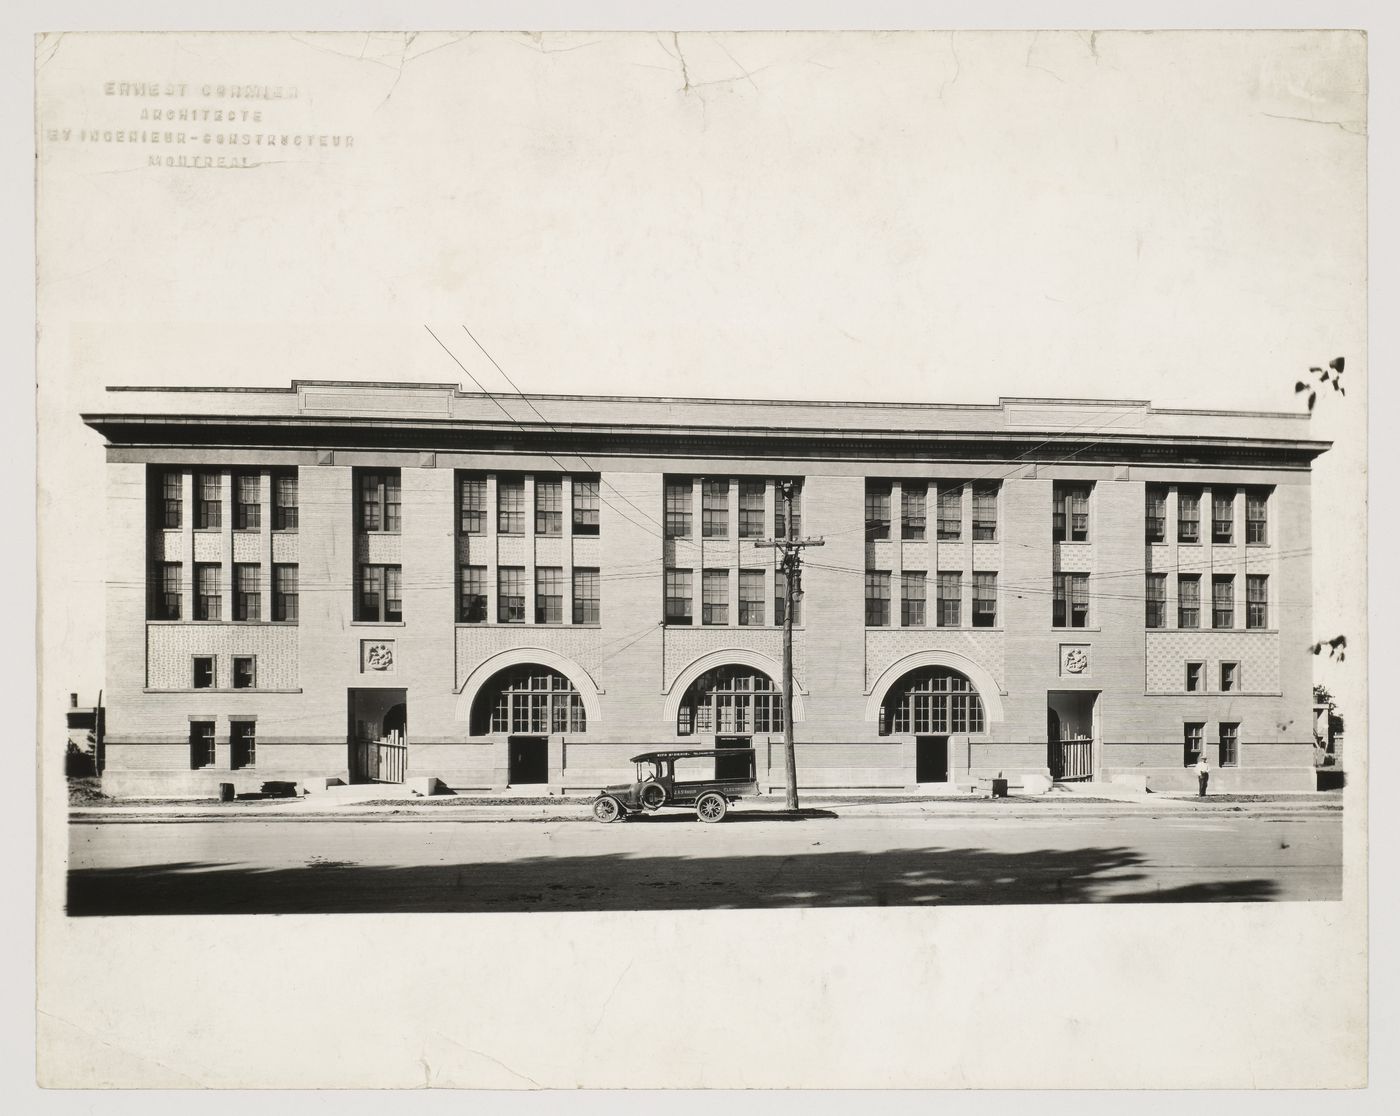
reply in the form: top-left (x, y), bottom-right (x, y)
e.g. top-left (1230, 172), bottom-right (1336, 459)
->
top-left (348, 688), bottom-right (408, 784)
top-left (916, 736), bottom-right (949, 783)
top-left (508, 736), bottom-right (549, 784)
top-left (715, 735), bottom-right (754, 780)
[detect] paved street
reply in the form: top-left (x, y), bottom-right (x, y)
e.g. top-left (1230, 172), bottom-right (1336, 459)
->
top-left (66, 803), bottom-right (1342, 914)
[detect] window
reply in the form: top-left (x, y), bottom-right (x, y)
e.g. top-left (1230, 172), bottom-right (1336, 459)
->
top-left (665, 568), bottom-right (693, 625)
top-left (1246, 574), bottom-right (1268, 629)
top-left (1212, 488), bottom-right (1234, 544)
top-left (233, 563), bottom-right (261, 621)
top-left (702, 480), bottom-right (730, 538)
top-left (153, 562), bottom-right (182, 620)
top-left (900, 571), bottom-right (926, 627)
top-left (535, 567), bottom-right (563, 624)
top-left (231, 721), bottom-right (256, 770)
top-left (572, 476), bottom-right (600, 536)
top-left (1145, 573), bottom-right (1167, 628)
top-left (357, 564), bottom-right (403, 622)
top-left (1053, 573), bottom-right (1089, 628)
top-left (459, 565), bottom-right (487, 623)
top-left (702, 569), bottom-right (729, 625)
top-left (272, 564), bottom-right (298, 622)
top-left (774, 480), bottom-right (803, 539)
top-left (1220, 662), bottom-right (1239, 692)
top-left (937, 484), bottom-right (962, 540)
top-left (865, 571), bottom-right (891, 626)
top-left (901, 483), bottom-right (927, 540)
top-left (865, 481), bottom-right (891, 540)
top-left (473, 668), bottom-right (586, 735)
top-left (196, 472), bottom-right (222, 530)
top-left (1178, 574), bottom-right (1201, 628)
top-left (195, 563), bottom-right (221, 621)
top-left (496, 475), bottom-right (524, 535)
top-left (738, 569), bottom-right (765, 625)
top-left (273, 470), bottom-right (298, 530)
top-left (235, 472), bottom-right (261, 530)
top-left (193, 656), bottom-right (215, 689)
top-left (358, 470), bottom-right (401, 533)
top-left (1186, 661), bottom-right (1204, 693)
top-left (1246, 489), bottom-right (1269, 544)
top-left (160, 470), bottom-right (182, 529)
top-left (664, 479), bottom-right (693, 539)
top-left (1219, 722), bottom-right (1239, 767)
top-left (1183, 722), bottom-right (1204, 767)
top-left (535, 477), bottom-right (563, 536)
top-left (1178, 489), bottom-right (1201, 543)
top-left (937, 571), bottom-right (962, 627)
top-left (1212, 575), bottom-right (1234, 629)
top-left (774, 568), bottom-right (801, 626)
top-left (459, 475), bottom-right (487, 535)
top-left (1053, 483), bottom-right (1091, 542)
top-left (973, 572), bottom-right (997, 627)
top-left (190, 721), bottom-right (216, 770)
top-left (496, 567), bottom-right (524, 623)
top-left (1145, 486), bottom-right (1166, 543)
top-left (738, 482), bottom-right (765, 539)
top-left (573, 568), bottom-right (600, 624)
top-left (233, 656), bottom-right (256, 690)
top-left (676, 667), bottom-right (782, 736)
top-left (973, 484), bottom-right (998, 540)
top-left (881, 668), bottom-right (985, 736)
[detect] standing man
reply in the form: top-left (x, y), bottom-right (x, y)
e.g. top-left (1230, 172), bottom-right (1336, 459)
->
top-left (1195, 750), bottom-right (1211, 797)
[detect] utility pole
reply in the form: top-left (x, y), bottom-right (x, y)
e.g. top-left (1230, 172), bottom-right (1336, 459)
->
top-left (753, 481), bottom-right (823, 810)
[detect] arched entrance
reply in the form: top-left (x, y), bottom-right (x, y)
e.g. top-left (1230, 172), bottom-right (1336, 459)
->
top-left (469, 665), bottom-right (588, 786)
top-left (675, 665), bottom-right (778, 779)
top-left (878, 666), bottom-right (986, 784)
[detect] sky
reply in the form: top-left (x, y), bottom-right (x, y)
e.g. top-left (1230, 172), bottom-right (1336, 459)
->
top-left (35, 28), bottom-right (1368, 716)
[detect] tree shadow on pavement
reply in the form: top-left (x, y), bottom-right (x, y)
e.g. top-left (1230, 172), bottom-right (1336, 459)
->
top-left (67, 842), bottom-right (1291, 916)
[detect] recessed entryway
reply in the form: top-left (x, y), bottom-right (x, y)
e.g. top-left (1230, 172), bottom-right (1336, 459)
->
top-left (348, 688), bottom-right (407, 784)
top-left (1047, 690), bottom-right (1098, 782)
top-left (916, 735), bottom-right (949, 783)
top-left (508, 736), bottom-right (548, 785)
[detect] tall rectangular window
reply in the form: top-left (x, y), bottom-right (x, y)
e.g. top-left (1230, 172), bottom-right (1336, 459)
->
top-left (535, 477), bottom-right (563, 536)
top-left (865, 571), bottom-right (891, 626)
top-left (497, 567), bottom-right (525, 623)
top-left (496, 475), bottom-right (525, 535)
top-left (154, 562), bottom-right (182, 620)
top-left (1178, 489), bottom-right (1201, 543)
top-left (937, 484), bottom-right (962, 540)
top-left (738, 482), bottom-right (765, 539)
top-left (1145, 486), bottom-right (1166, 543)
top-left (1183, 722), bottom-right (1204, 767)
top-left (1186, 661), bottom-right (1203, 692)
top-left (459, 475), bottom-right (487, 535)
top-left (1246, 489), bottom-right (1269, 544)
top-left (665, 568), bottom-right (693, 624)
top-left (231, 721), bottom-right (256, 770)
top-left (233, 563), bottom-right (261, 621)
top-left (664, 479), bottom-right (693, 539)
top-left (739, 569), bottom-right (765, 625)
top-left (1246, 574), bottom-right (1268, 629)
top-left (193, 656), bottom-right (215, 689)
top-left (535, 567), bottom-right (563, 623)
top-left (1212, 488), bottom-right (1235, 544)
top-left (900, 570), bottom-right (927, 627)
top-left (1219, 722), bottom-right (1239, 767)
top-left (459, 565), bottom-right (487, 623)
top-left (572, 476), bottom-right (600, 536)
top-left (937, 571), bottom-right (962, 627)
top-left (972, 484), bottom-right (998, 541)
top-left (196, 472), bottom-right (222, 530)
top-left (702, 480), bottom-right (730, 538)
top-left (272, 470), bottom-right (298, 530)
top-left (865, 482), bottom-right (891, 540)
top-left (901, 484), bottom-right (927, 540)
top-left (973, 572), bottom-right (997, 627)
top-left (160, 470), bottom-right (182, 529)
top-left (235, 472), bottom-right (261, 530)
top-left (702, 569), bottom-right (729, 624)
top-left (1054, 573), bottom-right (1088, 627)
top-left (573, 568), bottom-right (600, 624)
top-left (359, 470), bottom-right (401, 533)
top-left (189, 721), bottom-right (216, 770)
top-left (1178, 574), bottom-right (1201, 628)
top-left (195, 563), bottom-right (221, 621)
top-left (774, 568), bottom-right (801, 626)
top-left (233, 656), bottom-right (256, 690)
top-left (1220, 661), bottom-right (1240, 692)
top-left (1212, 574), bottom-right (1235, 629)
top-left (774, 480), bottom-right (803, 539)
top-left (1053, 484), bottom-right (1091, 542)
top-left (356, 565), bottom-right (403, 622)
top-left (1145, 573), bottom-right (1167, 628)
top-left (272, 564), bottom-right (298, 622)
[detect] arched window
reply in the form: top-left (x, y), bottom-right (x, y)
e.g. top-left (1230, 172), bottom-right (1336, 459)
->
top-left (470, 667), bottom-right (587, 736)
top-left (677, 666), bottom-right (783, 736)
top-left (879, 667), bottom-right (984, 736)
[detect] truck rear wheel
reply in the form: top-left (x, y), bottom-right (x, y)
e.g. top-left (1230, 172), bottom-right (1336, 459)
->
top-left (696, 793), bottom-right (728, 823)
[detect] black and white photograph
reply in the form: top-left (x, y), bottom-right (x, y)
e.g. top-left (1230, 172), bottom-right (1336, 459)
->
top-left (30, 13), bottom-right (1372, 1092)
